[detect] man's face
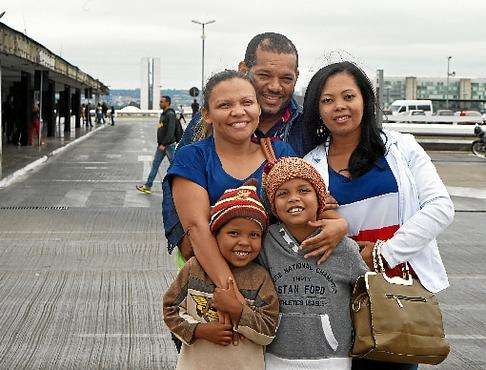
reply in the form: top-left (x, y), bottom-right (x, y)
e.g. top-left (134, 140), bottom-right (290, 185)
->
top-left (160, 98), bottom-right (169, 110)
top-left (248, 48), bottom-right (298, 117)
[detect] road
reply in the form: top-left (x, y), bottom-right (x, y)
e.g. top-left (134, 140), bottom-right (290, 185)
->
top-left (0, 118), bottom-right (485, 369)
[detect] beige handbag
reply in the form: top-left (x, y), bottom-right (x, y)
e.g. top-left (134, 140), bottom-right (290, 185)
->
top-left (350, 241), bottom-right (450, 365)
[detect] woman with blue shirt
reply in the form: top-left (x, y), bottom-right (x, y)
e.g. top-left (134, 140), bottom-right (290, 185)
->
top-left (166, 70), bottom-right (295, 290)
top-left (301, 62), bottom-right (454, 370)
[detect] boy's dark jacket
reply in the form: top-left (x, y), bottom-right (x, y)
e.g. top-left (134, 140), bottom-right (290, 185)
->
top-left (157, 108), bottom-right (177, 145)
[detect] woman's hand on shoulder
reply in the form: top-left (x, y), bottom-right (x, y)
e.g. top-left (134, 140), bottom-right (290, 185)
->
top-left (301, 217), bottom-right (348, 264)
top-left (322, 193), bottom-right (338, 211)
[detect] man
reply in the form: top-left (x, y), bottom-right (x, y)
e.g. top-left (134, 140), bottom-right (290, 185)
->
top-left (110, 105), bottom-right (115, 126)
top-left (137, 96), bottom-right (178, 194)
top-left (190, 99), bottom-right (199, 118)
top-left (85, 102), bottom-right (93, 127)
top-left (163, 32), bottom-right (303, 254)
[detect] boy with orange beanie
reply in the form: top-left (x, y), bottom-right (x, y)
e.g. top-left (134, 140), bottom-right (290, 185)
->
top-left (260, 157), bottom-right (368, 370)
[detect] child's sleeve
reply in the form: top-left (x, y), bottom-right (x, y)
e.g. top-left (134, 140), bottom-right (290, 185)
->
top-left (345, 238), bottom-right (369, 283)
top-left (162, 259), bottom-right (199, 345)
top-left (234, 268), bottom-right (279, 346)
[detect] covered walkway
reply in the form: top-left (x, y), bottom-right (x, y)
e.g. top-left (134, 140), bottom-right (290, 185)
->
top-left (0, 21), bottom-right (108, 177)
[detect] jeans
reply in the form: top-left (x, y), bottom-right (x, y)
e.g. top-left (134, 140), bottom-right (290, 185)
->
top-left (145, 143), bottom-right (176, 188)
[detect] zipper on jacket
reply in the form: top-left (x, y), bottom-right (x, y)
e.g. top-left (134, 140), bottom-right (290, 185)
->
top-left (385, 293), bottom-right (427, 308)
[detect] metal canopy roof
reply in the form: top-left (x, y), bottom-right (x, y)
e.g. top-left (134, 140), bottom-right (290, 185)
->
top-left (0, 21), bottom-right (108, 94)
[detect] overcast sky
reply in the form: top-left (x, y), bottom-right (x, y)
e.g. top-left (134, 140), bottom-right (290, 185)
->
top-left (2, 0), bottom-right (486, 92)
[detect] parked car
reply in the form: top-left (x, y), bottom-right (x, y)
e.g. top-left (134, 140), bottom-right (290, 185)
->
top-left (409, 109), bottom-right (427, 123)
top-left (457, 110), bottom-right (483, 125)
top-left (434, 109), bottom-right (455, 124)
top-left (435, 110), bottom-right (454, 116)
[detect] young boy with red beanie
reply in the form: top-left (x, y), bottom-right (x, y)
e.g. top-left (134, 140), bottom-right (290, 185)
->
top-left (163, 181), bottom-right (279, 370)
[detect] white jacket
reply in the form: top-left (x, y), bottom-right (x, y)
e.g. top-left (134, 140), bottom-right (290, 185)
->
top-left (304, 130), bottom-right (454, 293)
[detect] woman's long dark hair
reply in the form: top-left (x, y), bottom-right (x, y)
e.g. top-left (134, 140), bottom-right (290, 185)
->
top-left (301, 61), bottom-right (385, 178)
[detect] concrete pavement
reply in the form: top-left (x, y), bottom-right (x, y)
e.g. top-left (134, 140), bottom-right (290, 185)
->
top-left (0, 118), bottom-right (485, 369)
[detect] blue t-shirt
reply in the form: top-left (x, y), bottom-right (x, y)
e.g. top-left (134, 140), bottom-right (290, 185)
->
top-left (166, 136), bottom-right (295, 205)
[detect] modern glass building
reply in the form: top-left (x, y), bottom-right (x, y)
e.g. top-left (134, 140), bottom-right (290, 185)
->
top-left (383, 77), bottom-right (486, 111)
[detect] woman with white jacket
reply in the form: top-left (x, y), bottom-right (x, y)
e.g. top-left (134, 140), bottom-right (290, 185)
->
top-left (300, 61), bottom-right (454, 370)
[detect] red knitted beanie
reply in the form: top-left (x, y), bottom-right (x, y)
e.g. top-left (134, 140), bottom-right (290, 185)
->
top-left (209, 180), bottom-right (268, 233)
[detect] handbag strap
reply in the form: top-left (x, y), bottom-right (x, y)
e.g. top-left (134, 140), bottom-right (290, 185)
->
top-left (373, 240), bottom-right (411, 279)
top-left (260, 137), bottom-right (278, 164)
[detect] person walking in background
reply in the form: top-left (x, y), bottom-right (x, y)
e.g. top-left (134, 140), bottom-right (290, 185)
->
top-left (136, 96), bottom-right (178, 194)
top-left (85, 102), bottom-right (93, 127)
top-left (96, 103), bottom-right (104, 125)
top-left (102, 102), bottom-right (108, 123)
top-left (110, 105), bottom-right (115, 126)
top-left (28, 101), bottom-right (41, 146)
top-left (178, 105), bottom-right (186, 125)
top-left (190, 99), bottom-right (200, 118)
top-left (81, 103), bottom-right (86, 125)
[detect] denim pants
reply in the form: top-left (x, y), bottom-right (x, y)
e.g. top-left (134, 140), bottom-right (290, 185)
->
top-left (145, 143), bottom-right (176, 188)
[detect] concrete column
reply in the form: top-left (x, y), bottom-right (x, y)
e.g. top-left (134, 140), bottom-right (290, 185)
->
top-left (459, 79), bottom-right (472, 110)
top-left (73, 89), bottom-right (81, 128)
top-left (45, 80), bottom-right (55, 137)
top-left (17, 71), bottom-right (31, 146)
top-left (63, 85), bottom-right (71, 132)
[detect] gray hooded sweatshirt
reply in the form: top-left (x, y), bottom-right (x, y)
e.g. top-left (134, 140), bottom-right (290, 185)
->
top-left (259, 223), bottom-right (368, 367)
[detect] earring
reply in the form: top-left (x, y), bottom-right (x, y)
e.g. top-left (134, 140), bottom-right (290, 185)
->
top-left (318, 117), bottom-right (329, 137)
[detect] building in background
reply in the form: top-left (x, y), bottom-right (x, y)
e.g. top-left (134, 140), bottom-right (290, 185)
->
top-left (383, 76), bottom-right (486, 111)
top-left (140, 57), bottom-right (160, 110)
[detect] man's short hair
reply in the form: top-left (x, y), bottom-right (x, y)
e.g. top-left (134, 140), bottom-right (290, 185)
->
top-left (244, 32), bottom-right (298, 69)
top-left (161, 95), bottom-right (171, 105)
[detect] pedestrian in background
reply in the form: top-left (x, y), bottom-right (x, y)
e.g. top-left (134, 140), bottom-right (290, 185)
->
top-left (136, 96), bottom-right (177, 194)
top-left (178, 105), bottom-right (186, 125)
top-left (191, 99), bottom-right (199, 118)
top-left (85, 102), bottom-right (93, 127)
top-left (96, 103), bottom-right (104, 125)
top-left (110, 105), bottom-right (115, 126)
top-left (28, 101), bottom-right (41, 146)
top-left (102, 102), bottom-right (108, 123)
top-left (81, 103), bottom-right (86, 125)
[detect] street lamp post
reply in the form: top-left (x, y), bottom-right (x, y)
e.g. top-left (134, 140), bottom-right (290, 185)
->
top-left (191, 19), bottom-right (215, 99)
top-left (446, 56), bottom-right (456, 109)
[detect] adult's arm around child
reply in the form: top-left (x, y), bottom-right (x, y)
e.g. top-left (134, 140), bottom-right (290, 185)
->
top-left (172, 176), bottom-right (235, 293)
top-left (162, 258), bottom-right (198, 345)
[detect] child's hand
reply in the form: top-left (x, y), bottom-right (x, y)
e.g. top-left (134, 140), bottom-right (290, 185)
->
top-left (194, 322), bottom-right (234, 346)
top-left (213, 277), bottom-right (243, 325)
